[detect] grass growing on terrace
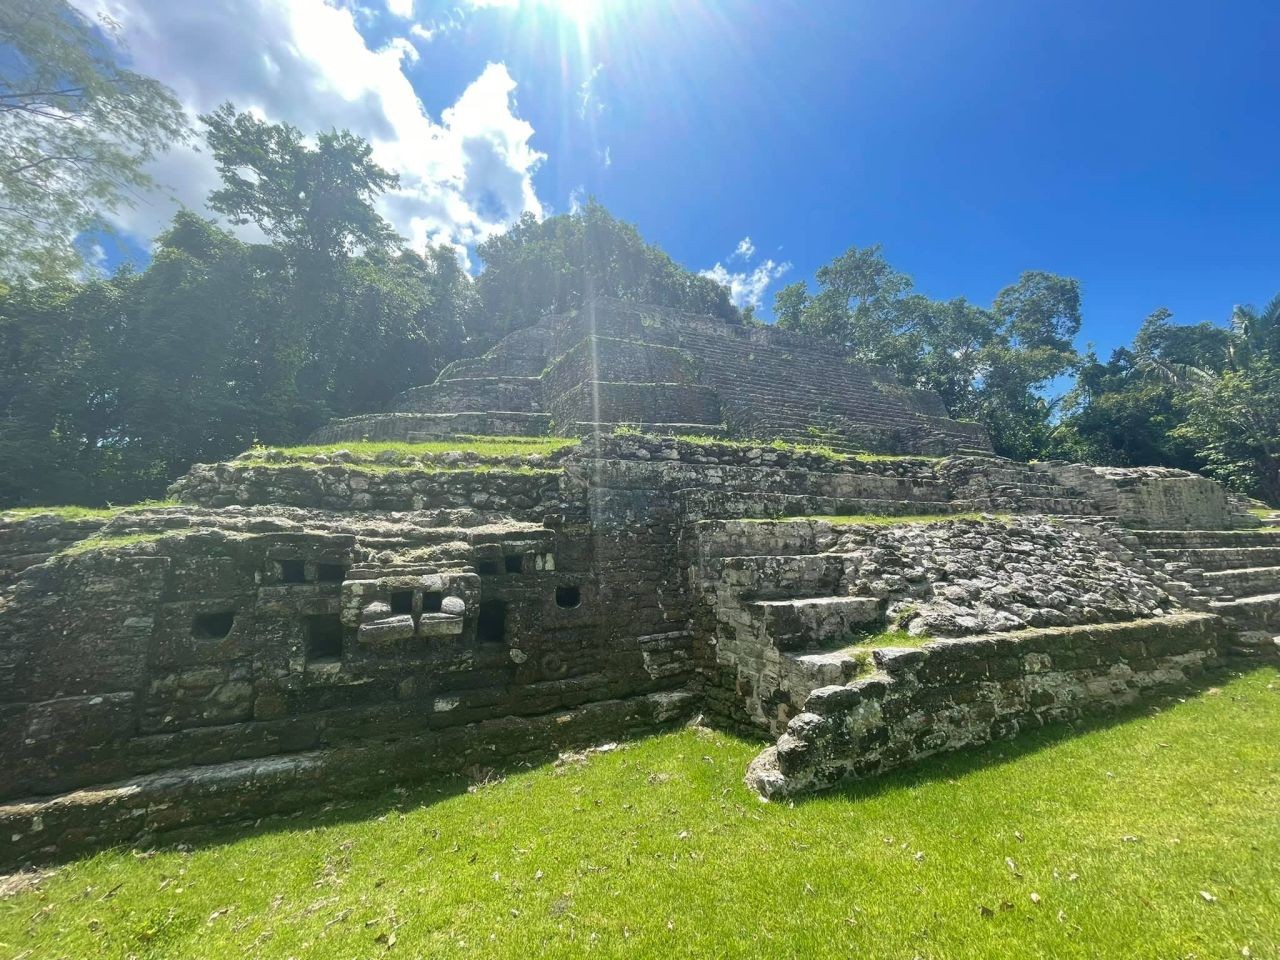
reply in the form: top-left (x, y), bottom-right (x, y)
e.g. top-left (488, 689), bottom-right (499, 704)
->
top-left (3, 669), bottom-right (1277, 959)
top-left (244, 437), bottom-right (578, 461)
top-left (58, 531), bottom-right (172, 557)
top-left (0, 500), bottom-right (179, 522)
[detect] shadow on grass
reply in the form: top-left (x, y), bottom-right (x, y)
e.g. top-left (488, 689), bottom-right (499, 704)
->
top-left (32, 664), bottom-right (1274, 870)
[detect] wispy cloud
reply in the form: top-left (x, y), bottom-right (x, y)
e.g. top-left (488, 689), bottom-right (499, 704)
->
top-left (701, 237), bottom-right (789, 309)
top-left (579, 62), bottom-right (606, 119)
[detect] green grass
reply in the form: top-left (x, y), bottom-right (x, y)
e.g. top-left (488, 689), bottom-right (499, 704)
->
top-left (246, 437), bottom-right (578, 460)
top-left (58, 531), bottom-right (172, 557)
top-left (0, 499), bottom-right (177, 522)
top-left (3, 668), bottom-right (1277, 959)
top-left (846, 627), bottom-right (925, 649)
top-left (0, 500), bottom-right (179, 522)
top-left (0, 505), bottom-right (119, 521)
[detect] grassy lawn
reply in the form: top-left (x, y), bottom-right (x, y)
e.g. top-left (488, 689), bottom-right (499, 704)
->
top-left (3, 668), bottom-right (1277, 960)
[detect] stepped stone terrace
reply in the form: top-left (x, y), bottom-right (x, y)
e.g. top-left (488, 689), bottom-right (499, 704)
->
top-left (311, 298), bottom-right (993, 456)
top-left (1, 301), bottom-right (1276, 867)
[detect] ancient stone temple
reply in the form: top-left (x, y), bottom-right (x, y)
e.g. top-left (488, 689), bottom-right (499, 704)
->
top-left (311, 298), bottom-right (993, 455)
top-left (1, 299), bottom-right (1276, 866)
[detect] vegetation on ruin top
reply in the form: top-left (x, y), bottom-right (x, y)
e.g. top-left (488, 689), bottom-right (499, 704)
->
top-left (57, 531), bottom-right (172, 556)
top-left (241, 437), bottom-right (579, 461)
top-left (3, 668), bottom-right (1276, 959)
top-left (845, 627), bottom-right (927, 650)
top-left (0, 500), bottom-right (180, 523)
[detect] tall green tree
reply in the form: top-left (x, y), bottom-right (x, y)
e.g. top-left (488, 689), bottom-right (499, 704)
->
top-left (475, 199), bottom-right (739, 340)
top-left (200, 103), bottom-right (399, 263)
top-left (0, 0), bottom-right (188, 280)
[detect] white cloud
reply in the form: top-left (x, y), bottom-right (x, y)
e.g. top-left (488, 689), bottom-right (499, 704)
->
top-left (385, 0), bottom-right (413, 18)
top-left (69, 0), bottom-right (545, 263)
top-left (579, 62), bottom-right (605, 119)
top-left (701, 244), bottom-right (790, 310)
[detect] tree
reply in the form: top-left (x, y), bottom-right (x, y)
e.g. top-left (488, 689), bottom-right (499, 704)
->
top-left (774, 246), bottom-right (1082, 459)
top-left (201, 103), bottom-right (399, 263)
top-left (475, 199), bottom-right (739, 340)
top-left (1176, 366), bottom-right (1280, 504)
top-left (0, 0), bottom-right (188, 280)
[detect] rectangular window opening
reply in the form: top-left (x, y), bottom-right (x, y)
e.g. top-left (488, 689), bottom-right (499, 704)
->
top-left (422, 591), bottom-right (443, 613)
top-left (305, 614), bottom-right (344, 661)
top-left (504, 554), bottom-right (523, 574)
top-left (390, 590), bottom-right (415, 615)
top-left (316, 563), bottom-right (346, 583)
top-left (279, 559), bottom-right (307, 584)
top-left (476, 599), bottom-right (507, 644)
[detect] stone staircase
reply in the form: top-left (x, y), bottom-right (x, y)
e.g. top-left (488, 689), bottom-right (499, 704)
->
top-left (1129, 528), bottom-right (1280, 657)
top-left (680, 332), bottom-right (986, 455)
top-left (935, 456), bottom-right (1102, 516)
top-left (692, 519), bottom-right (894, 731)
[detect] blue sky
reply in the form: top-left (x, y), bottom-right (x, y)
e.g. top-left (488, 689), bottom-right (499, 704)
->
top-left (84, 0), bottom-right (1280, 358)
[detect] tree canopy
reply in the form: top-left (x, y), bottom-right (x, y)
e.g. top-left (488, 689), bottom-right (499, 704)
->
top-left (475, 199), bottom-right (739, 340)
top-left (0, 39), bottom-right (1274, 507)
top-left (0, 0), bottom-right (188, 280)
top-left (773, 246), bottom-right (1082, 460)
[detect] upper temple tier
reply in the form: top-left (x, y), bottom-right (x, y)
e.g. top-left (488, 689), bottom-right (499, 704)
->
top-left (310, 298), bottom-right (994, 456)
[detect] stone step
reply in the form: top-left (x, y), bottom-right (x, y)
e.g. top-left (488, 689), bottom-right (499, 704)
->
top-left (1146, 546), bottom-right (1280, 572)
top-left (1208, 591), bottom-right (1280, 632)
top-left (712, 553), bottom-right (845, 599)
top-left (678, 490), bottom-right (961, 522)
top-left (1200, 565), bottom-right (1280, 598)
top-left (747, 595), bottom-right (883, 651)
top-left (1130, 529), bottom-right (1280, 549)
top-left (569, 421), bottom-right (728, 438)
top-left (785, 646), bottom-right (875, 691)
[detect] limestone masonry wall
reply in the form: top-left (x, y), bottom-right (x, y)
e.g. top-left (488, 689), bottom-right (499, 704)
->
top-left (1, 424), bottom-right (1267, 867)
top-left (745, 614), bottom-right (1220, 798)
top-left (688, 516), bottom-right (1187, 736)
